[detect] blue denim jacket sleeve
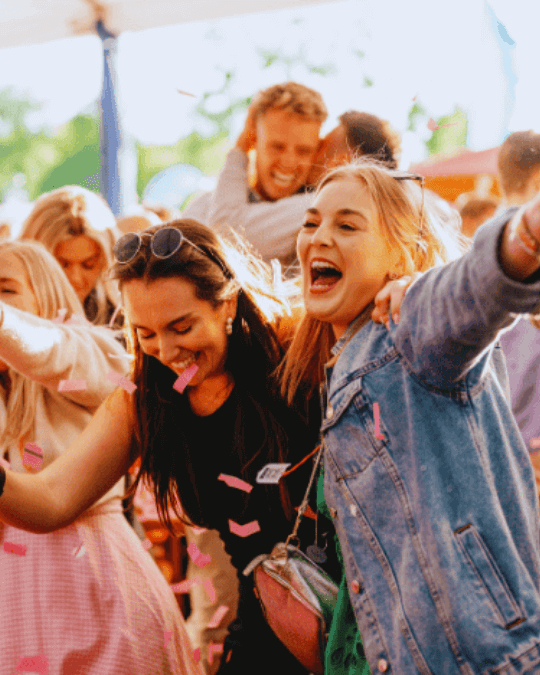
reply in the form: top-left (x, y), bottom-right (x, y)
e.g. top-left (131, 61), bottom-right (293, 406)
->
top-left (393, 208), bottom-right (540, 388)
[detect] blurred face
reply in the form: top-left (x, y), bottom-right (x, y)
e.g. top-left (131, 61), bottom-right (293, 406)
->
top-left (297, 177), bottom-right (400, 340)
top-left (122, 276), bottom-right (236, 389)
top-left (308, 124), bottom-right (351, 185)
top-left (254, 109), bottom-right (321, 201)
top-left (54, 236), bottom-right (104, 303)
top-left (0, 251), bottom-right (39, 371)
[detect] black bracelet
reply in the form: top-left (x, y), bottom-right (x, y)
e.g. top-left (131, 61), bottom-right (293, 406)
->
top-left (0, 464), bottom-right (6, 498)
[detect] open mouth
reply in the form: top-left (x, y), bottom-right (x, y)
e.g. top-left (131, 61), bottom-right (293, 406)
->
top-left (271, 170), bottom-right (295, 187)
top-left (171, 352), bottom-right (200, 373)
top-left (310, 260), bottom-right (343, 291)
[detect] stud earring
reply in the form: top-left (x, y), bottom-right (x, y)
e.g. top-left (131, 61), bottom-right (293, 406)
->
top-left (389, 272), bottom-right (399, 280)
top-left (226, 317), bottom-right (233, 335)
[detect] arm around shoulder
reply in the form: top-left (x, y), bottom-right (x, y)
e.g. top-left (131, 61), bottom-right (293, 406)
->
top-left (0, 388), bottom-right (135, 533)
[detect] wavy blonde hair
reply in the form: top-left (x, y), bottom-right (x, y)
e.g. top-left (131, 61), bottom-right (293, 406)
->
top-left (19, 186), bottom-right (119, 324)
top-left (279, 160), bottom-right (468, 405)
top-left (0, 240), bottom-right (83, 449)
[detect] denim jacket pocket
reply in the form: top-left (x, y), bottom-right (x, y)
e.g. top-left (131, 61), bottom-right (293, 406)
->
top-left (455, 524), bottom-right (525, 629)
top-left (322, 388), bottom-right (384, 477)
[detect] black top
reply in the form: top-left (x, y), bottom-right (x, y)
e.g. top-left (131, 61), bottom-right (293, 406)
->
top-left (180, 386), bottom-right (339, 675)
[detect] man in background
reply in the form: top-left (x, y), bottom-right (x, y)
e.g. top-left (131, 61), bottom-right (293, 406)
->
top-left (182, 81), bottom-right (327, 268)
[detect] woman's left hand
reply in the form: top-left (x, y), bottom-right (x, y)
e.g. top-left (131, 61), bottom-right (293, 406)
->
top-left (372, 273), bottom-right (423, 329)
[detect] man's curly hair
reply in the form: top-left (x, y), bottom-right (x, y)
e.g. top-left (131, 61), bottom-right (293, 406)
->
top-left (250, 81), bottom-right (327, 124)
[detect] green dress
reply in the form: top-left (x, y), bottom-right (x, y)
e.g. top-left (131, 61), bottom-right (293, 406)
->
top-left (316, 463), bottom-right (372, 675)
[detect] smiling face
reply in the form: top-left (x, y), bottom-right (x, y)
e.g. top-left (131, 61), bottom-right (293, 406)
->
top-left (54, 235), bottom-right (104, 303)
top-left (254, 109), bottom-right (321, 201)
top-left (0, 251), bottom-right (40, 371)
top-left (297, 177), bottom-right (401, 340)
top-left (122, 276), bottom-right (236, 389)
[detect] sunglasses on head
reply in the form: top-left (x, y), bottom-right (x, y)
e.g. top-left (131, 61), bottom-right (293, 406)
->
top-left (113, 227), bottom-right (232, 278)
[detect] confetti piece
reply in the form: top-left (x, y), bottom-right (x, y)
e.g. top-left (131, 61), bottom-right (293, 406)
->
top-left (229, 519), bottom-right (260, 538)
top-left (531, 437), bottom-right (540, 450)
top-left (58, 379), bottom-right (87, 392)
top-left (294, 504), bottom-right (317, 520)
top-left (52, 308), bottom-right (67, 324)
top-left (16, 654), bottom-right (49, 675)
top-left (350, 504), bottom-right (358, 516)
top-left (208, 641), bottom-right (224, 665)
top-left (108, 353), bottom-right (135, 361)
top-left (73, 543), bottom-right (86, 558)
top-left (170, 577), bottom-right (201, 594)
top-left (164, 630), bottom-right (172, 647)
top-left (106, 370), bottom-right (137, 394)
top-left (177, 88), bottom-right (197, 98)
top-left (173, 364), bottom-right (199, 394)
top-left (192, 648), bottom-right (201, 663)
top-left (23, 443), bottom-right (43, 471)
top-left (0, 456), bottom-right (10, 470)
top-left (3, 541), bottom-right (26, 556)
top-left (256, 463), bottom-right (291, 484)
top-left (412, 94), bottom-right (418, 102)
top-left (204, 578), bottom-right (217, 604)
top-left (427, 118), bottom-right (439, 131)
top-left (218, 473), bottom-right (253, 493)
top-left (207, 605), bottom-right (229, 629)
top-left (142, 539), bottom-right (153, 551)
top-left (374, 402), bottom-right (384, 439)
top-left (226, 650), bottom-right (233, 663)
top-left (187, 542), bottom-right (212, 567)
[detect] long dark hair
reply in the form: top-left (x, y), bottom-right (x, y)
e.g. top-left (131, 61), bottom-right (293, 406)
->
top-left (113, 219), bottom-right (297, 533)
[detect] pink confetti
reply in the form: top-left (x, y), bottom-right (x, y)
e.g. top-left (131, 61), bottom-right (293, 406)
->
top-left (58, 379), bottom-right (87, 392)
top-left (208, 641), bottom-right (224, 665)
top-left (105, 370), bottom-right (137, 394)
top-left (170, 577), bottom-right (201, 594)
top-left (52, 308), bottom-right (67, 324)
top-left (0, 456), bottom-right (11, 470)
top-left (204, 578), bottom-right (217, 604)
top-left (108, 305), bottom-right (122, 328)
top-left (412, 94), bottom-right (418, 102)
top-left (427, 118), bottom-right (439, 131)
top-left (23, 443), bottom-right (43, 471)
top-left (73, 543), bottom-right (86, 558)
top-left (374, 402), bottom-right (384, 439)
top-left (190, 525), bottom-right (207, 535)
top-left (531, 437), bottom-right (540, 450)
top-left (3, 541), bottom-right (26, 556)
top-left (192, 648), bottom-right (201, 663)
top-left (177, 88), bottom-right (197, 98)
top-left (142, 539), bottom-right (153, 551)
top-left (164, 630), bottom-right (172, 647)
top-left (218, 473), bottom-right (253, 493)
top-left (16, 654), bottom-right (49, 675)
top-left (207, 605), bottom-right (229, 629)
top-left (228, 519), bottom-right (261, 538)
top-left (173, 363), bottom-right (199, 394)
top-left (187, 542), bottom-right (212, 567)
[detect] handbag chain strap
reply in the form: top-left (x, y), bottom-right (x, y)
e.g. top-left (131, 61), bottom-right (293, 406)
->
top-left (285, 444), bottom-right (324, 548)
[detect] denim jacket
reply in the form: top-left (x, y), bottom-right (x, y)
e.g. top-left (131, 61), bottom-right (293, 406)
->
top-left (322, 209), bottom-right (540, 675)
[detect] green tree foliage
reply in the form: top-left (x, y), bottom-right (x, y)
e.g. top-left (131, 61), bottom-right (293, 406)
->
top-left (425, 106), bottom-right (468, 156)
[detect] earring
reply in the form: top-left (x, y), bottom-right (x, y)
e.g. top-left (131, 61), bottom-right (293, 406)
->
top-left (225, 317), bottom-right (233, 335)
top-left (389, 272), bottom-right (399, 280)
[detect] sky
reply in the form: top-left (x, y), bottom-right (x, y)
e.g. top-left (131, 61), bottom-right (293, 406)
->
top-left (0, 0), bottom-right (538, 172)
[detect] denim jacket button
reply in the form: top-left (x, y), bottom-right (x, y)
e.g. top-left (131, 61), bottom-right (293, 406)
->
top-left (351, 580), bottom-right (361, 593)
top-left (378, 658), bottom-right (388, 672)
top-left (326, 405), bottom-right (334, 419)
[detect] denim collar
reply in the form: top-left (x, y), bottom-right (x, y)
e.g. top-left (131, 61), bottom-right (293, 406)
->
top-left (330, 303), bottom-right (375, 357)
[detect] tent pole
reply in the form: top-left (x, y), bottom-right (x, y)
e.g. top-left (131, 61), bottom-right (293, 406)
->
top-left (96, 19), bottom-right (121, 216)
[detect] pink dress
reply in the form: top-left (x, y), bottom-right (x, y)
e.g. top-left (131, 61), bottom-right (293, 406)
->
top-left (0, 501), bottom-right (203, 675)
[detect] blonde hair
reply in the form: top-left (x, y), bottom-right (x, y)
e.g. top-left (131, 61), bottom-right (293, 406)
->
top-left (279, 160), bottom-right (468, 405)
top-left (251, 81), bottom-right (327, 124)
top-left (0, 240), bottom-right (83, 449)
top-left (19, 186), bottom-right (119, 324)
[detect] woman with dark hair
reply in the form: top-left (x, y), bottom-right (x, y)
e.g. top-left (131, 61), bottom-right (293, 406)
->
top-left (0, 219), bottom-right (325, 675)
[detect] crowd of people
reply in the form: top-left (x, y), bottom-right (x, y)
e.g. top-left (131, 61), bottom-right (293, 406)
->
top-left (0, 80), bottom-right (540, 675)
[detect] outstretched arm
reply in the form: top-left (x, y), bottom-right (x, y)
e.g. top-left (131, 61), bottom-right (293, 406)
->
top-left (0, 389), bottom-right (134, 533)
top-left (393, 195), bottom-right (540, 386)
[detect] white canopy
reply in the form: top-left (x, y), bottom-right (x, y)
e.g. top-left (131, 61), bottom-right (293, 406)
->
top-left (3, 0), bottom-right (340, 49)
